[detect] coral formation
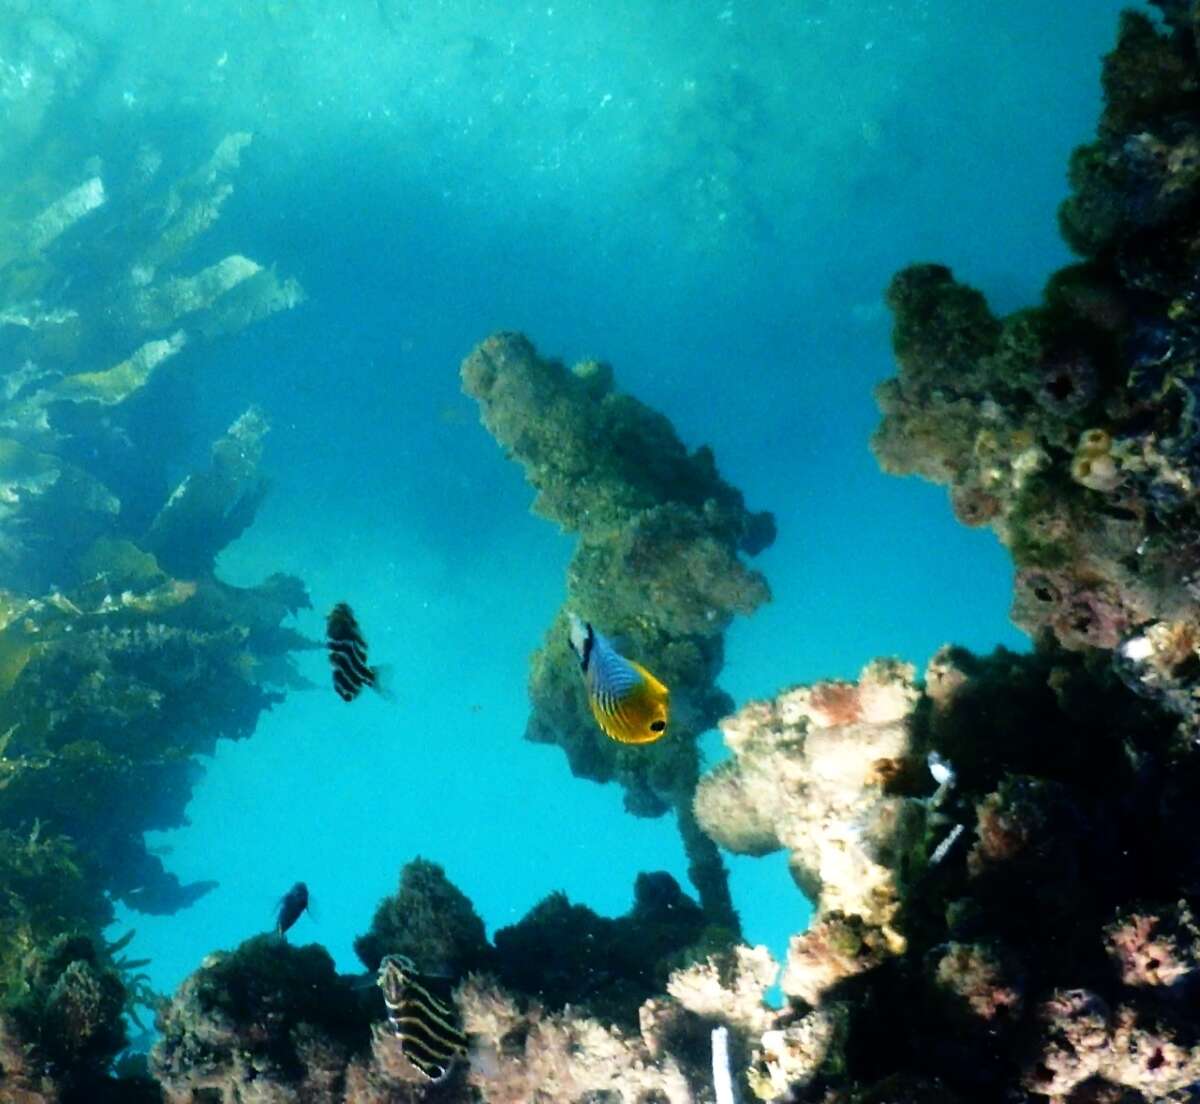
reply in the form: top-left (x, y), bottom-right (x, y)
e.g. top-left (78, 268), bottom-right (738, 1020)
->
top-left (491, 869), bottom-right (710, 1028)
top-left (148, 862), bottom-right (745, 1102)
top-left (461, 332), bottom-right (774, 927)
top-left (456, 973), bottom-right (696, 1103)
top-left (353, 858), bottom-right (496, 980)
top-left (684, 644), bottom-right (1199, 1102)
top-left (692, 661), bottom-right (926, 1096)
top-left (872, 1), bottom-right (1200, 739)
top-left (696, 660), bottom-right (923, 940)
top-left (354, 859), bottom-right (718, 1031)
top-left (152, 935), bottom-right (371, 1103)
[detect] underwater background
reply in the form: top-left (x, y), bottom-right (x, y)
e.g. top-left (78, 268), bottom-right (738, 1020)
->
top-left (0, 0), bottom-right (1151, 1073)
top-left (72, 0), bottom-right (1135, 1005)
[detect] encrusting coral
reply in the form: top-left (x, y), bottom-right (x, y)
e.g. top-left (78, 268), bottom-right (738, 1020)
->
top-left (683, 644), bottom-right (1197, 1102)
top-left (691, 661), bottom-right (925, 1097)
top-left (461, 332), bottom-right (774, 930)
top-left (152, 935), bottom-right (372, 1104)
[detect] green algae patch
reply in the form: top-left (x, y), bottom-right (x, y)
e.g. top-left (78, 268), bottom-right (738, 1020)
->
top-left (191, 935), bottom-right (366, 1041)
top-left (492, 870), bottom-right (710, 1028)
top-left (76, 537), bottom-right (165, 588)
top-left (50, 331), bottom-right (187, 406)
top-left (0, 437), bottom-right (57, 488)
top-left (886, 264), bottom-right (1000, 385)
top-left (0, 633), bottom-right (36, 699)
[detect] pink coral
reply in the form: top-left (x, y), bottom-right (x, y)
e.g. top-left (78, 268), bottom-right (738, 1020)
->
top-left (781, 913), bottom-right (890, 1008)
top-left (968, 791), bottom-right (1033, 876)
top-left (950, 482), bottom-right (1002, 527)
top-left (1104, 903), bottom-right (1200, 988)
top-left (1026, 989), bottom-right (1200, 1099)
top-left (1011, 568), bottom-right (1132, 650)
top-left (805, 681), bottom-right (863, 727)
top-left (933, 943), bottom-right (1022, 1021)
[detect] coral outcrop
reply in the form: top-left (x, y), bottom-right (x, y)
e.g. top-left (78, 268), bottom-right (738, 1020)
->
top-left (149, 861), bottom-right (744, 1102)
top-left (872, 1), bottom-right (1200, 740)
top-left (461, 332), bottom-right (774, 927)
top-left (353, 858), bottom-right (496, 979)
top-left (153, 935), bottom-right (371, 1103)
top-left (686, 644), bottom-right (1194, 1102)
top-left (661, 10), bottom-right (1200, 1097)
top-left (692, 661), bottom-right (926, 1096)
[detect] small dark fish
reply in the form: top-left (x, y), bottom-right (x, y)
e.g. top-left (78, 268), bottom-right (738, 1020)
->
top-left (326, 603), bottom-right (382, 702)
top-left (376, 954), bottom-right (468, 1082)
top-left (276, 881), bottom-right (310, 937)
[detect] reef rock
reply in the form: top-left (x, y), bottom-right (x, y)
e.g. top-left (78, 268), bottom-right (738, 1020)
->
top-left (353, 857), bottom-right (496, 979)
top-left (871, 0), bottom-right (1200, 740)
top-left (152, 935), bottom-right (371, 1104)
top-left (696, 660), bottom-right (923, 952)
top-left (150, 866), bottom-right (762, 1103)
top-left (462, 331), bottom-right (774, 926)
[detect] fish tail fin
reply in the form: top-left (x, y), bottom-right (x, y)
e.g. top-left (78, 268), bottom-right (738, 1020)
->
top-left (370, 664), bottom-right (397, 703)
top-left (468, 1040), bottom-right (500, 1081)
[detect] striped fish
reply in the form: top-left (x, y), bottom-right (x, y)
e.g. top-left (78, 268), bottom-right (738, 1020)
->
top-left (376, 954), bottom-right (468, 1082)
top-left (567, 612), bottom-right (670, 745)
top-left (326, 603), bottom-right (379, 702)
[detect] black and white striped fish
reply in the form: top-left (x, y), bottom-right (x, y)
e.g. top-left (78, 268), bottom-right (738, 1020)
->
top-left (376, 954), bottom-right (468, 1082)
top-left (326, 603), bottom-right (384, 702)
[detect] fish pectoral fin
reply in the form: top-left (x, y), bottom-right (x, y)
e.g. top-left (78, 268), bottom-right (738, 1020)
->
top-left (370, 663), bottom-right (397, 702)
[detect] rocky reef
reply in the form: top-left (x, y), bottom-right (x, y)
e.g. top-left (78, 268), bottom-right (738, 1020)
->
top-left (744, 2), bottom-right (1200, 1099)
top-left (0, 14), bottom-right (309, 1096)
top-left (461, 332), bottom-right (774, 930)
top-left (148, 858), bottom-right (732, 1103)
top-left (688, 646), bottom-right (1189, 1102)
top-left (17, 1), bottom-right (1200, 1100)
top-left (873, 1), bottom-right (1200, 738)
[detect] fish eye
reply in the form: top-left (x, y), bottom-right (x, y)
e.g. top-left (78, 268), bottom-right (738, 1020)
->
top-left (650, 720), bottom-right (666, 732)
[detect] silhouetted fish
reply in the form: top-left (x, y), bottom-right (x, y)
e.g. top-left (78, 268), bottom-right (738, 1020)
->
top-left (376, 954), bottom-right (468, 1082)
top-left (326, 603), bottom-right (381, 702)
top-left (276, 881), bottom-right (310, 937)
top-left (567, 612), bottom-right (670, 744)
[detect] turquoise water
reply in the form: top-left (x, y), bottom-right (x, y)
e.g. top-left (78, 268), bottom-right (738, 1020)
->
top-left (50, 0), bottom-right (1137, 1012)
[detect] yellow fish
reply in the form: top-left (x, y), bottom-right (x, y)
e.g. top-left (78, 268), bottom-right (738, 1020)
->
top-left (567, 612), bottom-right (669, 745)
